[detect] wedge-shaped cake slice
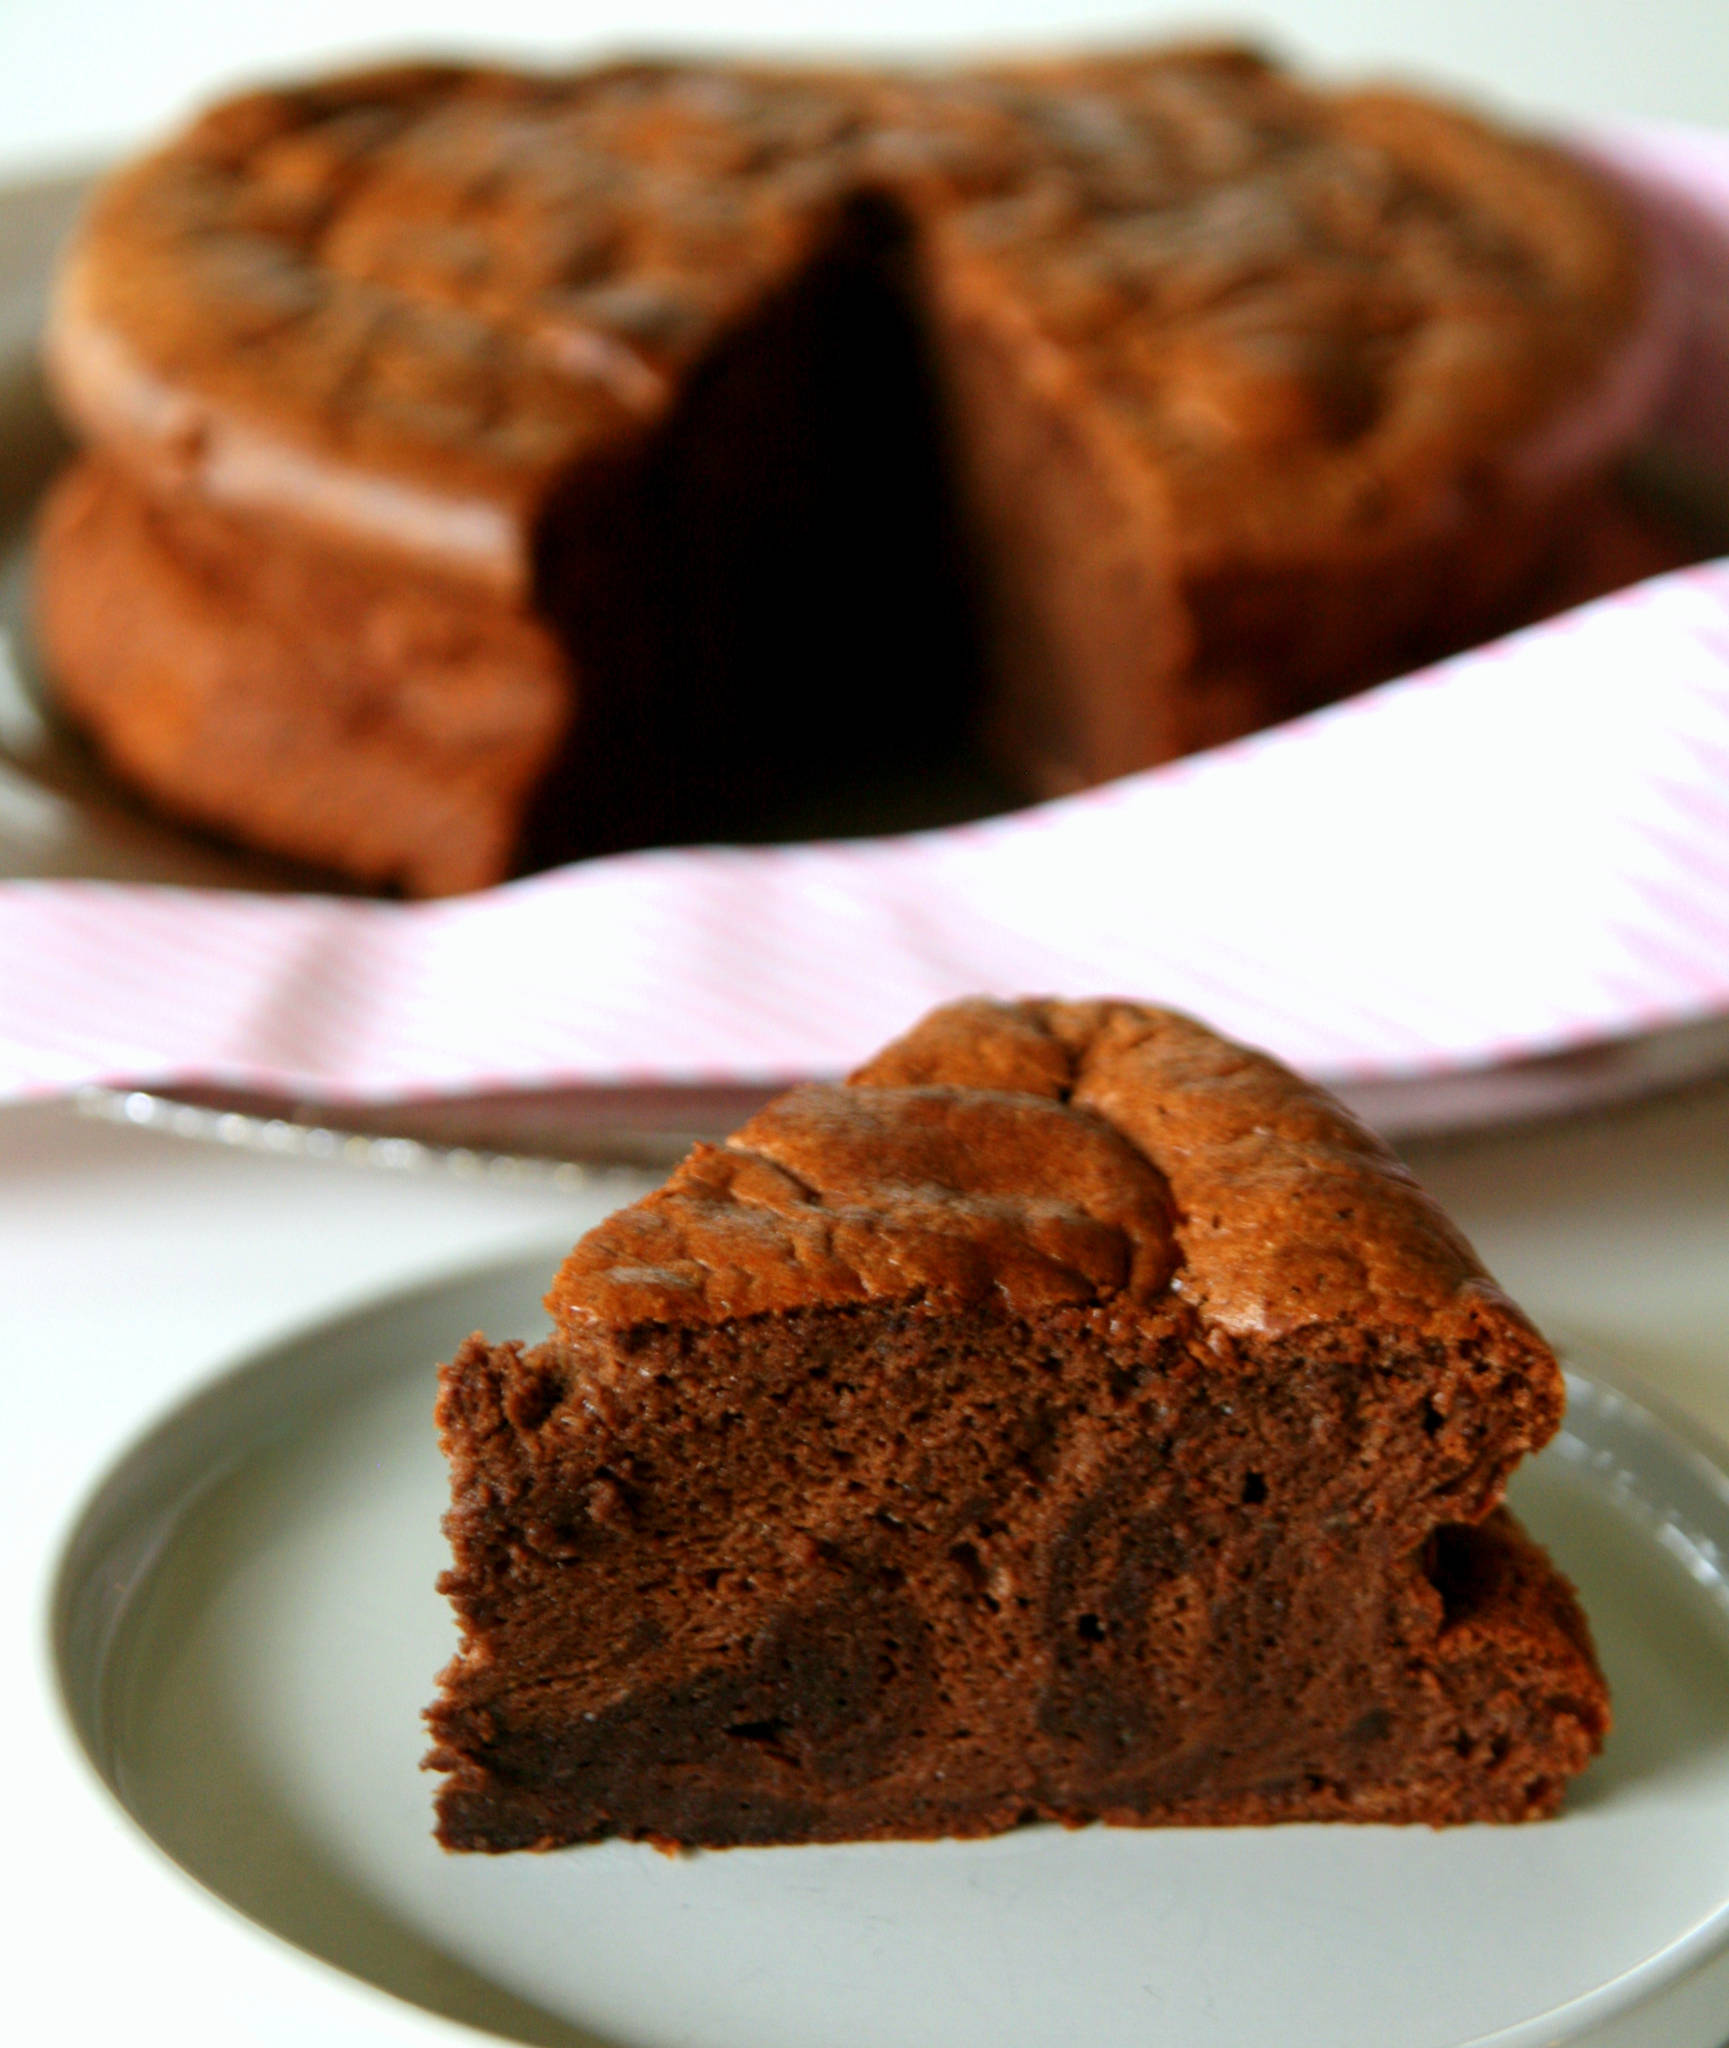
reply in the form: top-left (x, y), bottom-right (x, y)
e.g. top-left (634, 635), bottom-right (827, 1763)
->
top-left (427, 1000), bottom-right (1607, 1849)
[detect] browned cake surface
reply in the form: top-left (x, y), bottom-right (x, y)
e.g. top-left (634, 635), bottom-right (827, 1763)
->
top-left (35, 456), bottom-right (568, 893)
top-left (427, 1000), bottom-right (1608, 1850)
top-left (38, 49), bottom-right (1670, 891)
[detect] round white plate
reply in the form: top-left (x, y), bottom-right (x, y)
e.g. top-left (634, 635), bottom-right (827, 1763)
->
top-left (49, 1249), bottom-right (1729, 2048)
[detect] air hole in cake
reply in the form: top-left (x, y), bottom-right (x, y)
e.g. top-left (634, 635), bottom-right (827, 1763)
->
top-left (1241, 1469), bottom-right (1268, 1504)
top-left (1425, 1520), bottom-right (1500, 1626)
top-left (725, 1717), bottom-right (794, 1750)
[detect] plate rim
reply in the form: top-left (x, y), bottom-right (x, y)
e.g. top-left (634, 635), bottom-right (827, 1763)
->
top-left (63, 1001), bottom-right (1729, 1179)
top-left (45, 1241), bottom-right (609, 2048)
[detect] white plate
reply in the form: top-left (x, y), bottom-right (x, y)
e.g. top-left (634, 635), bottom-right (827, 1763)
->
top-left (49, 1249), bottom-right (1729, 2048)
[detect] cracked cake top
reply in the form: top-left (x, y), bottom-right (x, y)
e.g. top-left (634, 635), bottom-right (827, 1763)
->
top-left (47, 49), bottom-right (1659, 593)
top-left (550, 998), bottom-right (1538, 1347)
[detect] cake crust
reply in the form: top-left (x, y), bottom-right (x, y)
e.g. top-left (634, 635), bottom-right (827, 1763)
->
top-left (35, 455), bottom-right (567, 893)
top-left (427, 1000), bottom-right (1607, 1850)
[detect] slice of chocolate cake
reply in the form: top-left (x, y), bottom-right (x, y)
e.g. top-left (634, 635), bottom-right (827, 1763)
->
top-left (426, 1000), bottom-right (1608, 1850)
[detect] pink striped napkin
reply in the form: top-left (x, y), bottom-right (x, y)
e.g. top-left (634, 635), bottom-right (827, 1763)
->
top-left (3, 124), bottom-right (1728, 1106)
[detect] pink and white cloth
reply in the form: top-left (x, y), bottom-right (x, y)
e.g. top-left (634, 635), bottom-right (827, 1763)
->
top-left (4, 124), bottom-right (1729, 1105)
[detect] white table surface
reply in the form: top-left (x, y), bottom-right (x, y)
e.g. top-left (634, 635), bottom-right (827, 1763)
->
top-left (6, 1076), bottom-right (1729, 2046)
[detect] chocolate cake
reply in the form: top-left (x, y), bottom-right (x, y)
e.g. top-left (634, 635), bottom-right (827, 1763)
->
top-left (426, 999), bottom-right (1608, 1850)
top-left (38, 49), bottom-right (1673, 892)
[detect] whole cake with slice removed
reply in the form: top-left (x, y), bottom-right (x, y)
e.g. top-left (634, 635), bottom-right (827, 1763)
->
top-left (426, 999), bottom-right (1608, 1850)
top-left (39, 48), bottom-right (1674, 892)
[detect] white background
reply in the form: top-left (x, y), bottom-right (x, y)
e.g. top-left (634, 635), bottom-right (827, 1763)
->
top-left (1, 0), bottom-right (1727, 183)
